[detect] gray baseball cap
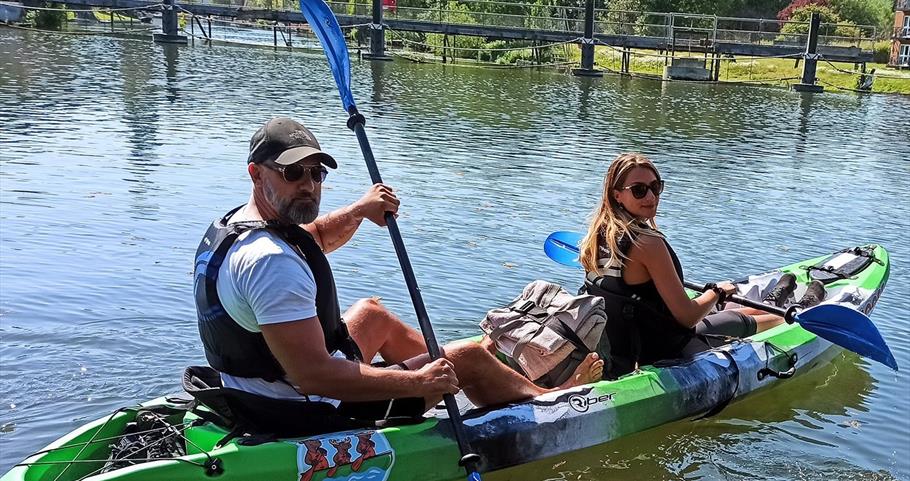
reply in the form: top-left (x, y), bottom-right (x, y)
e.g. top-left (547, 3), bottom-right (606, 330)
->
top-left (247, 117), bottom-right (337, 169)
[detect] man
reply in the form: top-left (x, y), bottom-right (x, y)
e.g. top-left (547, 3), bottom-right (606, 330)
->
top-left (194, 117), bottom-right (601, 432)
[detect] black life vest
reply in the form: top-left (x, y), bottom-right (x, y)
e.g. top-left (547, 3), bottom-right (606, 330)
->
top-left (581, 231), bottom-right (694, 378)
top-left (193, 206), bottom-right (361, 382)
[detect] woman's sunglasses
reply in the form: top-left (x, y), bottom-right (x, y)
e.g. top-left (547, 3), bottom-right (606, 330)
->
top-left (266, 162), bottom-right (329, 184)
top-left (620, 180), bottom-right (664, 199)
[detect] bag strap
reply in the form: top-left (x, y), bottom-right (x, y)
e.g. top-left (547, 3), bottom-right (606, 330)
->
top-left (511, 321), bottom-right (551, 361)
top-left (547, 318), bottom-right (592, 354)
top-left (487, 318), bottom-right (531, 344)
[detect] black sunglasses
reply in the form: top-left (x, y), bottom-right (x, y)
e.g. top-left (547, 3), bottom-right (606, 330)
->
top-left (620, 180), bottom-right (664, 199)
top-left (266, 162), bottom-right (328, 184)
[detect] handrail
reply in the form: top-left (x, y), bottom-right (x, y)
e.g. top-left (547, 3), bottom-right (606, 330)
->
top-left (174, 0), bottom-right (878, 46)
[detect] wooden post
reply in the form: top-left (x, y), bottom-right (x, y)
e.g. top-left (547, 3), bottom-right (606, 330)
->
top-left (363, 0), bottom-right (391, 61)
top-left (287, 23), bottom-right (292, 48)
top-left (572, 0), bottom-right (602, 76)
top-left (792, 11), bottom-right (823, 92)
top-left (110, 10), bottom-right (114, 31)
top-left (442, 34), bottom-right (448, 63)
top-left (273, 23), bottom-right (277, 49)
top-left (207, 16), bottom-right (211, 40)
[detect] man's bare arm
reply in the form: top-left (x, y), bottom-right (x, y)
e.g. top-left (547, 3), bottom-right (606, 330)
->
top-left (303, 184), bottom-right (400, 253)
top-left (261, 317), bottom-right (457, 401)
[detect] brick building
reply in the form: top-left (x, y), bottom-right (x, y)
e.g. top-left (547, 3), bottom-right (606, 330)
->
top-left (892, 0), bottom-right (910, 68)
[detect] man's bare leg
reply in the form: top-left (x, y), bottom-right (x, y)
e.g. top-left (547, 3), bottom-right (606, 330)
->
top-left (401, 341), bottom-right (604, 408)
top-left (344, 297), bottom-right (428, 363)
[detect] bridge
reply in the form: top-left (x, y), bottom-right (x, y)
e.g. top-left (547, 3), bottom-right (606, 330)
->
top-left (8, 0), bottom-right (874, 86)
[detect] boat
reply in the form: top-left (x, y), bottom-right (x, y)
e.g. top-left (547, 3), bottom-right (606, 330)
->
top-left (1, 244), bottom-right (890, 481)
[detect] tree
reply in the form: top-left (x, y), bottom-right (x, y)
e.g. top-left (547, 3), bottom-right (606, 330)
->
top-left (779, 4), bottom-right (860, 38)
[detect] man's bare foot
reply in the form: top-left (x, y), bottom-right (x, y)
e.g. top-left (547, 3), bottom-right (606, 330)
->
top-left (557, 353), bottom-right (604, 390)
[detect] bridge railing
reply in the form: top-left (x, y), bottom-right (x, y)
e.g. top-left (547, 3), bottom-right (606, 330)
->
top-left (177, 0), bottom-right (877, 50)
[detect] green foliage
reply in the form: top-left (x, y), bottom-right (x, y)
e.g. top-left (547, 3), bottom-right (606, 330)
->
top-left (26, 3), bottom-right (67, 30)
top-left (829, 0), bottom-right (892, 32)
top-left (872, 40), bottom-right (890, 63)
top-left (620, 0), bottom-right (789, 18)
top-left (780, 4), bottom-right (859, 38)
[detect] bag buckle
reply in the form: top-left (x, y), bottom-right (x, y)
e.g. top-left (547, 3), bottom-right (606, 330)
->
top-left (512, 300), bottom-right (536, 314)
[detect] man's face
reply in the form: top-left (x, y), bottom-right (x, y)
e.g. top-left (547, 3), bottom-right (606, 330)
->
top-left (259, 159), bottom-right (323, 224)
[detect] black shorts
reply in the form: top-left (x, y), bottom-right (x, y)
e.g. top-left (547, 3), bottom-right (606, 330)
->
top-left (336, 361), bottom-right (425, 421)
top-left (681, 310), bottom-right (757, 357)
top-left (697, 310), bottom-right (757, 338)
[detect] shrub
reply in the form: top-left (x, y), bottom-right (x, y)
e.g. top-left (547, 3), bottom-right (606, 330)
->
top-left (780, 4), bottom-right (857, 38)
top-left (26, 3), bottom-right (67, 30)
top-left (777, 0), bottom-right (829, 21)
top-left (872, 40), bottom-right (890, 63)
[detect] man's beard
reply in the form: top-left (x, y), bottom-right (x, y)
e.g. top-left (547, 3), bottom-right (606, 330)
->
top-left (264, 183), bottom-right (320, 224)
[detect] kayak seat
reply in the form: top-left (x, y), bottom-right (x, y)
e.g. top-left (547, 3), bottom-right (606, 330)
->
top-left (183, 366), bottom-right (378, 439)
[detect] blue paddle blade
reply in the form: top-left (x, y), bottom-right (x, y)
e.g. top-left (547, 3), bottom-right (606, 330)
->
top-left (543, 230), bottom-right (898, 371)
top-left (794, 304), bottom-right (899, 370)
top-left (544, 231), bottom-right (583, 268)
top-left (299, 0), bottom-right (357, 112)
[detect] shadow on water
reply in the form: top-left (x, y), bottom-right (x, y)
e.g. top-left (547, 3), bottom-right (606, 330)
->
top-left (488, 353), bottom-right (883, 481)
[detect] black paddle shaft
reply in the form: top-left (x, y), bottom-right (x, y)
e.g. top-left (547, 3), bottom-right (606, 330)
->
top-left (346, 110), bottom-right (482, 475)
top-left (683, 280), bottom-right (798, 323)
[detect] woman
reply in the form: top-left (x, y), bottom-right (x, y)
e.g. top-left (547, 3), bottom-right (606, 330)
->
top-left (579, 153), bottom-right (824, 378)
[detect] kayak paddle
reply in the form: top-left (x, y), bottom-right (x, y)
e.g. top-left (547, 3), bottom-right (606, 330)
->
top-left (297, 0), bottom-right (482, 478)
top-left (543, 230), bottom-right (898, 371)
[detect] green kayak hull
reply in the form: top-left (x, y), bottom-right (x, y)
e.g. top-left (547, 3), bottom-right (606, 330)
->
top-left (2, 244), bottom-right (890, 481)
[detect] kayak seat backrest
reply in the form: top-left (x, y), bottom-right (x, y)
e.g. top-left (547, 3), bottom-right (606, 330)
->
top-left (182, 366), bottom-right (369, 438)
top-left (804, 245), bottom-right (879, 285)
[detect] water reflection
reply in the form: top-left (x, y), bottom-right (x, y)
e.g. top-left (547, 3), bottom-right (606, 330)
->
top-left (162, 43), bottom-right (180, 103)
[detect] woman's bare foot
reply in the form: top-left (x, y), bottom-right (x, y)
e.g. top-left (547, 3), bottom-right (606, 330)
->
top-left (557, 353), bottom-right (604, 390)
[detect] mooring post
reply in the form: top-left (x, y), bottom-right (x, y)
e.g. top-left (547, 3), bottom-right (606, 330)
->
top-left (110, 10), bottom-right (114, 31)
top-left (363, 0), bottom-right (392, 61)
top-left (572, 0), bottom-right (602, 77)
top-left (273, 23), bottom-right (277, 49)
top-left (207, 16), bottom-right (212, 41)
top-left (153, 0), bottom-right (187, 44)
top-left (288, 23), bottom-right (292, 48)
top-left (792, 11), bottom-right (823, 92)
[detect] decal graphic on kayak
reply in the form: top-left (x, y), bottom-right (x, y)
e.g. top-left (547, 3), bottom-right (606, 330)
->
top-left (294, 431), bottom-right (394, 481)
top-left (568, 392), bottom-right (616, 413)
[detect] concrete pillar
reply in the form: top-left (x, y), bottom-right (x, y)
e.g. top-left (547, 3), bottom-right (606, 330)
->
top-left (572, 0), bottom-right (602, 77)
top-left (363, 0), bottom-right (392, 61)
top-left (792, 12), bottom-right (823, 92)
top-left (153, 0), bottom-right (187, 44)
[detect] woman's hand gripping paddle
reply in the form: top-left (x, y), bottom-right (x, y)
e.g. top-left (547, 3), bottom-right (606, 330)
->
top-left (544, 230), bottom-right (898, 371)
top-left (298, 0), bottom-right (482, 478)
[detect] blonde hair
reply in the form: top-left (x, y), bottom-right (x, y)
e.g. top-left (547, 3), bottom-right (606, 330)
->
top-left (579, 153), bottom-right (662, 273)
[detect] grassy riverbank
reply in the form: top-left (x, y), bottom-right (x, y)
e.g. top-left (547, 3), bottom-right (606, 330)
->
top-left (389, 36), bottom-right (910, 95)
top-left (583, 48), bottom-right (910, 95)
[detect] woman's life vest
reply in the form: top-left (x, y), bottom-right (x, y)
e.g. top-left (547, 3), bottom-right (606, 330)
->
top-left (580, 231), bottom-right (694, 378)
top-left (193, 206), bottom-right (361, 382)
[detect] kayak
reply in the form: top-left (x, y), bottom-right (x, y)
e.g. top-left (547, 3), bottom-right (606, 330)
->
top-left (2, 244), bottom-right (890, 481)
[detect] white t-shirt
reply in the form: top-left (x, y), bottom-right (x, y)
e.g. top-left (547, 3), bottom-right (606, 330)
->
top-left (215, 229), bottom-right (341, 405)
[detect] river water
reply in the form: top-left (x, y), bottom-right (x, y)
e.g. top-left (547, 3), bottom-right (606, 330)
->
top-left (1, 27), bottom-right (909, 480)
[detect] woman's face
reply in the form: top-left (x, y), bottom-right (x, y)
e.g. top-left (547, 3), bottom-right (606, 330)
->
top-left (611, 166), bottom-right (662, 220)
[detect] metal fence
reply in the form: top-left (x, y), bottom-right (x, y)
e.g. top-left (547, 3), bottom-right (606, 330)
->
top-left (178, 0), bottom-right (878, 49)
